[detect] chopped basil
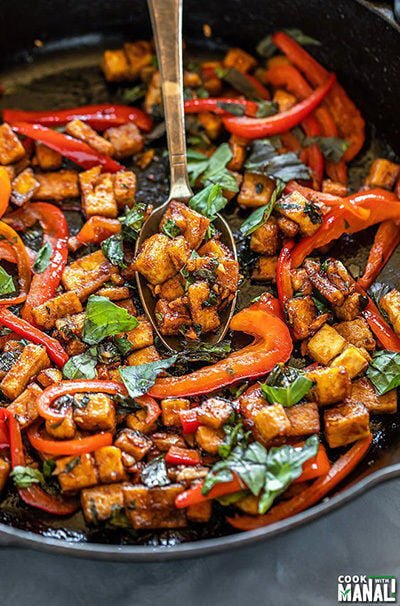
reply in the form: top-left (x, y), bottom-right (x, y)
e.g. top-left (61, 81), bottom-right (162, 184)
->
top-left (256, 28), bottom-right (320, 59)
top-left (245, 139), bottom-right (310, 182)
top-left (223, 68), bottom-right (262, 101)
top-left (260, 375), bottom-right (314, 407)
top-left (101, 233), bottom-right (125, 268)
top-left (177, 339), bottom-right (231, 364)
top-left (141, 456), bottom-right (170, 488)
top-left (118, 355), bottom-right (177, 398)
top-left (303, 136), bottom-right (350, 163)
top-left (63, 456), bottom-right (81, 473)
top-left (162, 218), bottom-right (182, 239)
top-left (0, 266), bottom-right (15, 296)
top-left (10, 465), bottom-right (44, 488)
top-left (187, 143), bottom-right (238, 193)
top-left (240, 180), bottom-right (285, 236)
top-left (256, 100), bottom-right (279, 118)
top-left (33, 241), bottom-right (53, 273)
top-left (218, 414), bottom-right (249, 459)
top-left (42, 460), bottom-right (56, 478)
top-left (113, 336), bottom-right (134, 356)
top-left (189, 184), bottom-right (229, 220)
top-left (82, 296), bottom-right (138, 345)
top-left (366, 350), bottom-right (400, 395)
top-left (120, 84), bottom-right (146, 104)
top-left (180, 254), bottom-right (219, 290)
top-left (62, 347), bottom-right (98, 380)
top-left (186, 149), bottom-right (210, 184)
top-left (216, 101), bottom-right (246, 116)
top-left (120, 203), bottom-right (147, 241)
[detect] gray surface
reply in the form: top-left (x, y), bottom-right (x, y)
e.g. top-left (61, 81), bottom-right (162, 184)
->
top-left (0, 479), bottom-right (399, 606)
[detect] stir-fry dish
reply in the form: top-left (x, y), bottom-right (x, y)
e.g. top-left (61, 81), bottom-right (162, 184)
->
top-left (0, 30), bottom-right (399, 536)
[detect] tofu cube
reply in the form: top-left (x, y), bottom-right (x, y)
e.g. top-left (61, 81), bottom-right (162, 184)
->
top-left (122, 318), bottom-right (153, 351)
top-left (62, 250), bottom-right (117, 300)
top-left (123, 484), bottom-right (187, 529)
top-left (114, 429), bottom-right (152, 460)
top-left (250, 218), bottom-right (280, 255)
top-left (81, 483), bottom-right (125, 523)
top-left (253, 403), bottom-right (290, 443)
top-left (133, 234), bottom-right (176, 285)
top-left (324, 402), bottom-right (370, 448)
top-left (273, 89), bottom-right (297, 111)
top-left (73, 393), bottom-right (116, 432)
top-left (33, 170), bottom-right (79, 200)
top-left (158, 275), bottom-right (185, 301)
top-left (161, 398), bottom-right (191, 426)
top-left (307, 324), bottom-right (346, 364)
top-left (195, 426), bottom-right (224, 454)
top-left (104, 123), bottom-right (144, 158)
top-left (198, 238), bottom-right (232, 259)
top-left (0, 458), bottom-right (10, 493)
top-left (11, 168), bottom-right (40, 206)
top-left (154, 297), bottom-right (191, 335)
top-left (46, 410), bottom-right (76, 440)
top-left (286, 296), bottom-right (318, 340)
top-left (335, 317), bottom-right (376, 351)
top-left (65, 120), bottom-right (114, 156)
top-left (126, 409), bottom-right (157, 434)
top-left (286, 402), bottom-right (321, 437)
top-left (7, 383), bottom-right (43, 428)
top-left (364, 158), bottom-right (400, 190)
top-left (32, 291), bottom-right (83, 330)
top-left (215, 258), bottom-right (240, 296)
top-left (55, 453), bottom-right (98, 492)
top-left (187, 281), bottom-right (220, 334)
top-left (55, 312), bottom-right (85, 341)
top-left (79, 166), bottom-right (118, 218)
top-left (277, 191), bottom-right (323, 236)
top-left (348, 377), bottom-right (397, 414)
top-left (0, 123), bottom-right (25, 164)
top-left (124, 41), bottom-right (153, 79)
top-left (330, 345), bottom-right (370, 378)
top-left (127, 346), bottom-right (160, 366)
top-left (197, 397), bottom-right (233, 429)
top-left (380, 290), bottom-right (400, 335)
top-left (198, 111), bottom-right (222, 140)
top-left (37, 368), bottom-right (63, 387)
top-left (238, 172), bottom-right (275, 208)
top-left (306, 366), bottom-right (351, 406)
top-left (187, 501), bottom-right (212, 523)
top-left (251, 256), bottom-right (278, 282)
top-left (168, 236), bottom-right (192, 271)
top-left (223, 47), bottom-right (257, 73)
top-left (322, 179), bottom-right (347, 197)
top-left (1, 344), bottom-right (50, 400)
top-left (113, 170), bottom-right (136, 209)
top-left (101, 49), bottom-right (130, 82)
top-left (159, 201), bottom-right (210, 249)
top-left (94, 446), bottom-right (127, 484)
top-left (35, 143), bottom-right (62, 171)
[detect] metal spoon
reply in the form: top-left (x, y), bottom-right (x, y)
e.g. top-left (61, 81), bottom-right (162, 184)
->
top-left (135, 0), bottom-right (237, 352)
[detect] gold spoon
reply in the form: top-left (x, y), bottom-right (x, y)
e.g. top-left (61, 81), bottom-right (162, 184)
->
top-left (135, 0), bottom-right (237, 352)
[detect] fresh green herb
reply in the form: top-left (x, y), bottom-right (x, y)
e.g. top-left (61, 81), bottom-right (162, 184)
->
top-left (42, 460), bottom-right (56, 479)
top-left (215, 66), bottom-right (228, 78)
top-left (187, 143), bottom-right (238, 192)
top-left (180, 254), bottom-right (219, 290)
top-left (245, 139), bottom-right (310, 182)
top-left (162, 218), bottom-right (182, 239)
top-left (216, 101), bottom-right (246, 116)
top-left (112, 393), bottom-right (141, 416)
top-left (0, 266), bottom-right (15, 296)
top-left (113, 336), bottom-right (133, 356)
top-left (82, 296), bottom-right (138, 345)
top-left (175, 340), bottom-right (231, 369)
top-left (62, 347), bottom-right (98, 380)
top-left (196, 87), bottom-right (209, 99)
top-left (240, 180), bottom-right (285, 236)
top-left (120, 84), bottom-right (146, 104)
top-left (119, 355), bottom-right (177, 398)
top-left (74, 394), bottom-right (90, 409)
top-left (186, 149), bottom-right (210, 184)
top-left (218, 415), bottom-right (249, 459)
top-left (108, 507), bottom-right (131, 528)
top-left (368, 282), bottom-right (392, 321)
top-left (303, 136), bottom-right (350, 163)
top-left (256, 100), bottom-right (279, 118)
top-left (203, 291), bottom-right (218, 307)
top-left (366, 350), bottom-right (400, 395)
top-left (101, 233), bottom-right (125, 268)
top-left (120, 203), bottom-right (147, 241)
top-left (10, 465), bottom-right (44, 488)
top-left (260, 375), bottom-right (313, 407)
top-left (312, 295), bottom-right (330, 314)
top-left (256, 29), bottom-right (320, 58)
top-left (141, 456), bottom-right (170, 488)
top-left (33, 241), bottom-right (53, 273)
top-left (223, 68), bottom-right (262, 101)
top-left (189, 184), bottom-right (229, 220)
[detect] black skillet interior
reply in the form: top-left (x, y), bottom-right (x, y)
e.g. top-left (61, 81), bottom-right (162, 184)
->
top-left (0, 0), bottom-right (399, 555)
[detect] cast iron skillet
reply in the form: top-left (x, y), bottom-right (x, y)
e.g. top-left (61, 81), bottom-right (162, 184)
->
top-left (0, 0), bottom-right (399, 561)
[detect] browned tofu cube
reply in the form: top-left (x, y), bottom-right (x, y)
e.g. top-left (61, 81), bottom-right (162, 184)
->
top-left (96, 286), bottom-right (130, 301)
top-left (238, 172), bottom-right (275, 208)
top-left (286, 296), bottom-right (318, 340)
top-left (277, 216), bottom-right (299, 237)
top-left (37, 367), bottom-right (62, 387)
top-left (35, 142), bottom-right (62, 171)
top-left (330, 345), bottom-right (370, 379)
top-left (65, 340), bottom-right (87, 356)
top-left (380, 290), bottom-right (400, 335)
top-left (160, 201), bottom-right (210, 249)
top-left (32, 170), bottom-right (79, 200)
top-left (307, 324), bottom-right (346, 364)
top-left (324, 401), bottom-right (370, 448)
top-left (335, 318), bottom-right (376, 352)
top-left (348, 377), bottom-right (397, 414)
top-left (7, 383), bottom-right (43, 428)
top-left (223, 47), bottom-right (257, 73)
top-left (127, 346), bottom-right (160, 366)
top-left (94, 446), bottom-right (127, 484)
top-left (276, 191), bottom-right (322, 237)
top-left (333, 292), bottom-right (366, 321)
top-left (197, 398), bottom-right (233, 429)
top-left (126, 409), bottom-right (157, 434)
top-left (55, 453), bottom-right (98, 492)
top-left (79, 166), bottom-right (118, 218)
top-left (187, 500), bottom-right (212, 523)
top-left (291, 268), bottom-right (312, 296)
top-left (198, 111), bottom-right (222, 140)
top-left (168, 236), bottom-right (192, 271)
top-left (32, 291), bottom-right (83, 330)
top-left (161, 398), bottom-right (190, 426)
top-left (122, 318), bottom-right (153, 351)
top-left (273, 89), bottom-right (297, 112)
top-left (377, 390), bottom-right (398, 414)
top-left (123, 484), bottom-right (187, 529)
top-left (227, 138), bottom-right (247, 171)
top-left (157, 275), bottom-right (185, 301)
top-left (306, 366), bottom-right (351, 406)
top-left (322, 179), bottom-right (347, 197)
top-left (133, 234), bottom-right (176, 285)
top-left (0, 458), bottom-right (10, 493)
top-left (250, 218), bottom-right (280, 255)
top-left (101, 49), bottom-right (130, 82)
top-left (364, 158), bottom-right (400, 190)
top-left (104, 123), bottom-right (144, 159)
top-left (1, 344), bottom-right (50, 400)
top-left (151, 432), bottom-right (186, 452)
top-left (55, 312), bottom-right (85, 341)
top-left (73, 393), bottom-right (116, 432)
top-left (10, 168), bottom-right (40, 206)
top-left (198, 238), bottom-right (232, 259)
top-left (115, 298), bottom-right (137, 315)
top-left (124, 41), bottom-right (153, 79)
top-left (113, 170), bottom-right (136, 209)
top-left (62, 250), bottom-right (118, 300)
top-left (0, 123), bottom-right (25, 164)
top-left (195, 426), bottom-right (224, 454)
top-left (45, 409), bottom-right (76, 440)
top-left (155, 297), bottom-right (191, 335)
top-left (65, 120), bottom-right (114, 156)
top-left (187, 282), bottom-right (220, 334)
top-left (81, 483), bottom-right (125, 523)
top-left (286, 402), bottom-right (320, 437)
top-left (251, 256), bottom-right (278, 282)
top-left (115, 429), bottom-right (152, 460)
top-left (215, 258), bottom-right (240, 296)
top-left (253, 404), bottom-right (290, 443)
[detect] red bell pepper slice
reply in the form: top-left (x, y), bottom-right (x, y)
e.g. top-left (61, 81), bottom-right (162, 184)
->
top-left (175, 473), bottom-right (244, 509)
top-left (221, 74), bottom-right (335, 139)
top-left (75, 216), bottom-right (121, 246)
top-left (165, 446), bottom-right (202, 466)
top-left (0, 408), bottom-right (78, 515)
top-left (0, 307), bottom-right (69, 366)
top-left (11, 122), bottom-right (123, 173)
top-left (358, 220), bottom-right (400, 291)
top-left (179, 409), bottom-right (200, 434)
top-left (354, 284), bottom-right (400, 352)
top-left (0, 221), bottom-right (31, 306)
top-left (5, 203), bottom-right (69, 324)
top-left (27, 423), bottom-right (113, 456)
top-left (226, 435), bottom-right (372, 529)
top-left (0, 419), bottom-right (9, 450)
top-left (292, 443), bottom-right (330, 483)
top-left (136, 394), bottom-right (161, 425)
top-left (301, 114), bottom-right (324, 189)
top-left (0, 167), bottom-right (11, 218)
top-left (249, 293), bottom-right (285, 322)
top-left (184, 97), bottom-right (259, 117)
top-left (148, 300), bottom-right (293, 399)
top-left (3, 103), bottom-right (153, 132)
top-left (276, 240), bottom-right (295, 307)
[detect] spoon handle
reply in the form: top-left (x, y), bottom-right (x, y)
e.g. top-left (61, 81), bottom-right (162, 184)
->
top-left (147, 0), bottom-right (193, 202)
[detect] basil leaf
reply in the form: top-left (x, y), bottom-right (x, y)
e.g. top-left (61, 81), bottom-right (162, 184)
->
top-left (141, 456), bottom-right (171, 488)
top-left (179, 340), bottom-right (231, 363)
top-left (120, 203), bottom-right (147, 241)
top-left (162, 218), bottom-right (182, 239)
top-left (42, 460), bottom-right (56, 478)
top-left (366, 350), bottom-right (400, 395)
top-left (204, 169), bottom-right (239, 193)
top-left (240, 180), bottom-right (285, 236)
top-left (256, 100), bottom-right (279, 118)
top-left (187, 143), bottom-right (237, 192)
top-left (245, 139), bottom-right (310, 182)
top-left (203, 143), bottom-right (233, 179)
top-left (256, 28), bottom-right (320, 58)
top-left (0, 266), bottom-right (15, 295)
top-left (223, 68), bottom-right (262, 101)
top-left (216, 101), bottom-right (246, 116)
top-left (219, 416), bottom-right (249, 459)
top-left (119, 355), bottom-right (177, 398)
top-left (189, 184), bottom-right (228, 219)
top-left (62, 347), bottom-right (98, 380)
top-left (101, 233), bottom-right (125, 268)
top-left (260, 375), bottom-right (314, 407)
top-left (82, 296), bottom-right (138, 345)
top-left (10, 465), bottom-right (44, 488)
top-left (187, 149), bottom-right (210, 185)
top-left (120, 84), bottom-right (146, 104)
top-left (33, 241), bottom-right (53, 273)
top-left (303, 136), bottom-right (350, 163)
top-left (114, 336), bottom-right (134, 356)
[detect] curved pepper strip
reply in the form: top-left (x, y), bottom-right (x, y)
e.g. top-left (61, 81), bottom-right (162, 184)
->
top-left (272, 31), bottom-right (365, 162)
top-left (5, 203), bottom-right (69, 325)
top-left (148, 303), bottom-right (293, 399)
top-left (3, 104), bottom-right (153, 132)
top-left (226, 435), bottom-right (372, 530)
top-left (0, 167), bottom-right (11, 218)
top-left (300, 115), bottom-right (324, 190)
top-left (222, 74), bottom-right (335, 139)
top-left (290, 189), bottom-right (400, 268)
top-left (285, 180), bottom-right (369, 220)
top-left (358, 220), bottom-right (400, 291)
top-left (11, 122), bottom-right (123, 173)
top-left (277, 240), bottom-right (295, 307)
top-left (27, 423), bottom-right (113, 456)
top-left (0, 408), bottom-right (78, 515)
top-left (0, 221), bottom-right (31, 305)
top-left (0, 241), bottom-right (17, 263)
top-left (0, 308), bottom-right (69, 366)
top-left (184, 97), bottom-right (259, 117)
top-left (354, 284), bottom-right (400, 352)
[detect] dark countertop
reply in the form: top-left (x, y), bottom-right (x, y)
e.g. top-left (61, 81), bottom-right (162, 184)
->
top-left (1, 478), bottom-right (399, 606)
